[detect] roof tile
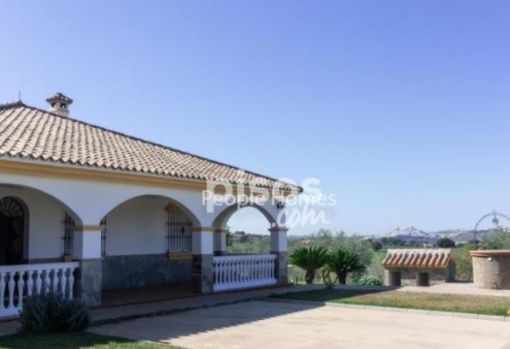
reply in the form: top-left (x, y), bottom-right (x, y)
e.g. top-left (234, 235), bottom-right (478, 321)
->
top-left (382, 249), bottom-right (452, 269)
top-left (0, 103), bottom-right (298, 191)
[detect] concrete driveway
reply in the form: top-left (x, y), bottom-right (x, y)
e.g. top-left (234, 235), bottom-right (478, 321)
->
top-left (90, 300), bottom-right (510, 349)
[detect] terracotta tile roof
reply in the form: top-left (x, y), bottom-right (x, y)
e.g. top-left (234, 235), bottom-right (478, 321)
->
top-left (0, 101), bottom-right (299, 191)
top-left (382, 249), bottom-right (451, 269)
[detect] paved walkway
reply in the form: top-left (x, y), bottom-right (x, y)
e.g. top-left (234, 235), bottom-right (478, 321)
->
top-left (3, 282), bottom-right (509, 342)
top-left (90, 299), bottom-right (510, 349)
top-left (0, 284), bottom-right (322, 336)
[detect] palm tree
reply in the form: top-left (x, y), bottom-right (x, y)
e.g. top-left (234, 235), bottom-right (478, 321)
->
top-left (327, 249), bottom-right (366, 285)
top-left (289, 246), bottom-right (329, 284)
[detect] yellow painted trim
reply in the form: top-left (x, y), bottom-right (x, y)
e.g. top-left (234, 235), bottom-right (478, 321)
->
top-left (168, 251), bottom-right (192, 260)
top-left (71, 225), bottom-right (106, 231)
top-left (0, 158), bottom-right (298, 195)
top-left (0, 158), bottom-right (206, 191)
top-left (268, 227), bottom-right (289, 233)
top-left (165, 202), bottom-right (183, 212)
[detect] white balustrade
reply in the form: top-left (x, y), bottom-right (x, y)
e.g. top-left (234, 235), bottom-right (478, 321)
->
top-left (213, 254), bottom-right (277, 291)
top-left (0, 262), bottom-right (79, 319)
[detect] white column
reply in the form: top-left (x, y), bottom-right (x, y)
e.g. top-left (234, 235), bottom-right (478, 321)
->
top-left (269, 227), bottom-right (288, 253)
top-left (192, 227), bottom-right (214, 293)
top-left (192, 228), bottom-right (214, 255)
top-left (72, 226), bottom-right (102, 260)
top-left (269, 226), bottom-right (289, 285)
top-left (72, 225), bottom-right (103, 306)
top-left (214, 229), bottom-right (228, 255)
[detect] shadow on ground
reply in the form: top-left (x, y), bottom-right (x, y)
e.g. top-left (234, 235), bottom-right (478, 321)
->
top-left (91, 287), bottom-right (403, 343)
top-left (90, 299), bottom-right (326, 343)
top-left (89, 299), bottom-right (510, 349)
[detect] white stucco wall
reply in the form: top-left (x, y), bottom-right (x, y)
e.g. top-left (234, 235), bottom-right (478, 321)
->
top-left (105, 196), bottom-right (169, 256)
top-left (0, 187), bottom-right (64, 260)
top-left (0, 170), bottom-right (207, 226)
top-left (0, 168), bottom-right (285, 228)
top-left (0, 164), bottom-right (286, 259)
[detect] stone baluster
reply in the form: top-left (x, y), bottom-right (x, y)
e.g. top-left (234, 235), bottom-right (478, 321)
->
top-left (0, 274), bottom-right (5, 312)
top-left (7, 273), bottom-right (15, 310)
top-left (16, 271), bottom-right (25, 310)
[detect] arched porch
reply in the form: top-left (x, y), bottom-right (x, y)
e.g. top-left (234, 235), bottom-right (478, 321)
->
top-left (0, 176), bottom-right (290, 317)
top-left (208, 202), bottom-right (289, 292)
top-left (0, 184), bottom-right (83, 264)
top-left (0, 184), bottom-right (83, 318)
top-left (98, 195), bottom-right (201, 306)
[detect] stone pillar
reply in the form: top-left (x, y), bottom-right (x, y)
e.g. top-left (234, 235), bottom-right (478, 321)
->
top-left (416, 272), bottom-right (430, 287)
top-left (213, 229), bottom-right (228, 256)
top-left (192, 227), bottom-right (214, 293)
top-left (269, 227), bottom-right (289, 285)
top-left (72, 225), bottom-right (103, 307)
top-left (384, 270), bottom-right (402, 287)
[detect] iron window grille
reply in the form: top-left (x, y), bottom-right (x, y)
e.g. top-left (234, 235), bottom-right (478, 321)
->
top-left (167, 210), bottom-right (192, 252)
top-left (0, 197), bottom-right (25, 263)
top-left (0, 197), bottom-right (24, 218)
top-left (101, 216), bottom-right (107, 256)
top-left (62, 212), bottom-right (75, 257)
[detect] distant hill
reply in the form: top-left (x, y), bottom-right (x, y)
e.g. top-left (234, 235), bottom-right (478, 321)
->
top-left (383, 227), bottom-right (507, 244)
top-left (386, 227), bottom-right (430, 242)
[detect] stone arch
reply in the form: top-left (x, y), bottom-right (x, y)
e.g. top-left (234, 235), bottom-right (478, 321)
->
top-left (212, 202), bottom-right (277, 231)
top-left (99, 194), bottom-right (201, 228)
top-left (97, 194), bottom-right (200, 291)
top-left (0, 183), bottom-right (83, 226)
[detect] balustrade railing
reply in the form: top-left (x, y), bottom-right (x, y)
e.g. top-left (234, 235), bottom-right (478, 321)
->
top-left (213, 254), bottom-right (277, 291)
top-left (0, 262), bottom-right (79, 319)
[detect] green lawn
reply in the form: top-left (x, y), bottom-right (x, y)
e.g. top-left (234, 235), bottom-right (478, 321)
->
top-left (273, 289), bottom-right (510, 316)
top-left (0, 332), bottom-right (182, 349)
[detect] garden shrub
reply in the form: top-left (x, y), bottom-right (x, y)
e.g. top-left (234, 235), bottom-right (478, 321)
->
top-left (310, 230), bottom-right (373, 266)
top-left (327, 249), bottom-right (366, 285)
top-left (436, 237), bottom-right (455, 248)
top-left (289, 246), bottom-right (329, 284)
top-left (353, 275), bottom-right (383, 286)
top-left (20, 293), bottom-right (91, 333)
top-left (324, 280), bottom-right (336, 290)
top-left (366, 251), bottom-right (386, 281)
top-left (451, 243), bottom-right (475, 281)
top-left (479, 229), bottom-right (510, 250)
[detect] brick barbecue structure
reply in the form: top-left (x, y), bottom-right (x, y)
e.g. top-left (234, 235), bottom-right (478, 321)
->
top-left (382, 249), bottom-right (455, 287)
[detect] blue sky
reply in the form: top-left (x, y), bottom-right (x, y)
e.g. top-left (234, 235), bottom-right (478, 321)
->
top-left (1, 0), bottom-right (509, 236)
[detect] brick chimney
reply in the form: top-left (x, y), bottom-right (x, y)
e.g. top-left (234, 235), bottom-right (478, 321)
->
top-left (46, 92), bottom-right (73, 117)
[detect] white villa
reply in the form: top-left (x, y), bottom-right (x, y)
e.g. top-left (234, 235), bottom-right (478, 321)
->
top-left (0, 93), bottom-right (298, 318)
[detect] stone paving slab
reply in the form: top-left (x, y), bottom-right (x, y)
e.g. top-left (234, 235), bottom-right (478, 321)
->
top-left (90, 299), bottom-right (510, 349)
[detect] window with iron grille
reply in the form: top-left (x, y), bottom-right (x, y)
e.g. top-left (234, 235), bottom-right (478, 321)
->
top-left (62, 212), bottom-right (75, 256)
top-left (101, 216), bottom-right (107, 256)
top-left (167, 209), bottom-right (192, 252)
